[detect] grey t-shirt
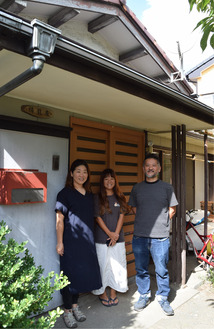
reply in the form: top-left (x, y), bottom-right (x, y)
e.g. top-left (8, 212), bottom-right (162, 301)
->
top-left (94, 194), bottom-right (125, 243)
top-left (128, 180), bottom-right (178, 238)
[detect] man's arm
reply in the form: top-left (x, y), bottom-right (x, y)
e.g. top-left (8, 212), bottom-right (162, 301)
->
top-left (169, 206), bottom-right (176, 219)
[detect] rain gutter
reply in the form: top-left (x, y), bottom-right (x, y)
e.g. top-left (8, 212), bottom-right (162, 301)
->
top-left (56, 36), bottom-right (214, 123)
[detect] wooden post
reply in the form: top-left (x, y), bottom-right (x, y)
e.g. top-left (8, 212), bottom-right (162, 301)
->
top-left (171, 126), bottom-right (177, 283)
top-left (176, 125), bottom-right (181, 284)
top-left (204, 133), bottom-right (208, 236)
top-left (181, 125), bottom-right (186, 285)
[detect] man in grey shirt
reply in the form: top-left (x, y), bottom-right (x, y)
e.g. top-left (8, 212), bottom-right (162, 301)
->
top-left (129, 153), bottom-right (178, 316)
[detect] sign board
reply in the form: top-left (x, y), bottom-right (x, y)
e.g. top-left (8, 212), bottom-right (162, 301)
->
top-left (21, 105), bottom-right (53, 118)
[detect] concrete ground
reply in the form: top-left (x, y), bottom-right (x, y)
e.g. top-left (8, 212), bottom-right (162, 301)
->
top-left (53, 220), bottom-right (214, 329)
top-left (53, 254), bottom-right (214, 329)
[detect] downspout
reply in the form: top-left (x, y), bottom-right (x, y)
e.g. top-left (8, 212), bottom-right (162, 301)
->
top-left (0, 19), bottom-right (61, 97)
top-left (0, 56), bottom-right (45, 97)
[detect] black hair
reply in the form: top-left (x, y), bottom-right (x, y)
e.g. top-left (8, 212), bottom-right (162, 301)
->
top-left (65, 159), bottom-right (91, 192)
top-left (143, 153), bottom-right (160, 166)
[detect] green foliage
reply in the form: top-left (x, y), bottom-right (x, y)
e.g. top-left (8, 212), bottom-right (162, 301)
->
top-left (207, 267), bottom-right (214, 286)
top-left (188, 0), bottom-right (214, 50)
top-left (0, 220), bottom-right (69, 328)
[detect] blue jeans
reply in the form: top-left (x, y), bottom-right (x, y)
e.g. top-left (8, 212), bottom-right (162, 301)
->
top-left (132, 236), bottom-right (170, 297)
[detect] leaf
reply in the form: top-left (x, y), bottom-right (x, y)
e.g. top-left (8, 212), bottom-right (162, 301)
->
top-left (189, 0), bottom-right (195, 12)
top-left (210, 33), bottom-right (214, 48)
top-left (200, 25), bottom-right (212, 50)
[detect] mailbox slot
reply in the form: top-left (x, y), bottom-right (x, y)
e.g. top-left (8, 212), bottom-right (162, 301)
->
top-left (0, 169), bottom-right (47, 205)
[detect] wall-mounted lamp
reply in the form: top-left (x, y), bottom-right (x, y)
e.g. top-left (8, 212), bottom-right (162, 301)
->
top-left (28, 19), bottom-right (61, 58)
top-left (0, 14), bottom-right (61, 97)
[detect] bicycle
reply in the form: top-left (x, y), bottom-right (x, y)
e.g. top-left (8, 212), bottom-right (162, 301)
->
top-left (186, 209), bottom-right (214, 271)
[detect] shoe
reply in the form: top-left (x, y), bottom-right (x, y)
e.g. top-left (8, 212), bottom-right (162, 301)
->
top-left (63, 311), bottom-right (78, 328)
top-left (109, 297), bottom-right (119, 306)
top-left (72, 305), bottom-right (86, 322)
top-left (157, 298), bottom-right (174, 316)
top-left (134, 294), bottom-right (150, 312)
top-left (99, 297), bottom-right (111, 307)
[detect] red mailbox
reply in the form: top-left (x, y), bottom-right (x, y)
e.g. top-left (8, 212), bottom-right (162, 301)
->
top-left (0, 169), bottom-right (47, 205)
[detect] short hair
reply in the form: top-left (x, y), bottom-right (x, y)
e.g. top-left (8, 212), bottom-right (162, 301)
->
top-left (143, 153), bottom-right (160, 166)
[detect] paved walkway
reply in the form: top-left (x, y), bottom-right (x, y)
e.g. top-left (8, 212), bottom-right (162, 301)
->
top-left (53, 220), bottom-right (214, 329)
top-left (53, 254), bottom-right (214, 329)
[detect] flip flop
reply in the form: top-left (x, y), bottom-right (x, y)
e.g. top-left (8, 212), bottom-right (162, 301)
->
top-left (110, 297), bottom-right (119, 306)
top-left (99, 297), bottom-right (111, 307)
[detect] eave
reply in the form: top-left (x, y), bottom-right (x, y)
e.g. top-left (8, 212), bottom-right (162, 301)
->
top-left (0, 10), bottom-right (213, 134)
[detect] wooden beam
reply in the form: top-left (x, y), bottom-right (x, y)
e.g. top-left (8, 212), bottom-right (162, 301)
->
top-left (48, 8), bottom-right (80, 28)
top-left (119, 47), bottom-right (148, 63)
top-left (0, 115), bottom-right (71, 138)
top-left (88, 14), bottom-right (118, 33)
top-left (1, 0), bottom-right (27, 15)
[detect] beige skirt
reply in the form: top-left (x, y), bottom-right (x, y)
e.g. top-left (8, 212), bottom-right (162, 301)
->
top-left (92, 242), bottom-right (128, 295)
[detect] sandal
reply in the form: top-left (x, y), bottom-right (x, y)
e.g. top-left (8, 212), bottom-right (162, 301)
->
top-left (72, 305), bottom-right (86, 322)
top-left (110, 297), bottom-right (119, 306)
top-left (99, 297), bottom-right (111, 307)
top-left (63, 311), bottom-right (77, 328)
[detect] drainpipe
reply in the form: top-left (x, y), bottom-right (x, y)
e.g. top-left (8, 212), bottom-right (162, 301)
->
top-left (0, 19), bottom-right (61, 97)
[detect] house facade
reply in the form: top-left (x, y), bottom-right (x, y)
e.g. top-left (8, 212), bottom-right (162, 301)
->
top-left (0, 0), bottom-right (213, 309)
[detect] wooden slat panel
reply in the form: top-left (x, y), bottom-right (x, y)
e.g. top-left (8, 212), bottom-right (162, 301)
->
top-left (115, 165), bottom-right (138, 173)
top-left (69, 118), bottom-right (145, 278)
top-left (124, 233), bottom-right (133, 243)
top-left (77, 140), bottom-right (107, 151)
top-left (115, 145), bottom-right (138, 154)
top-left (123, 224), bottom-right (134, 234)
top-left (124, 220), bottom-right (135, 227)
top-left (126, 252), bottom-right (135, 262)
top-left (114, 155), bottom-right (138, 163)
top-left (125, 243), bottom-right (133, 253)
top-left (119, 186), bottom-right (134, 193)
top-left (127, 262), bottom-right (136, 277)
top-left (116, 176), bottom-right (138, 183)
top-left (76, 152), bottom-right (107, 161)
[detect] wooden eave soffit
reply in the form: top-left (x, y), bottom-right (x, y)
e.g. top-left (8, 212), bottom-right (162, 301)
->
top-left (1, 0), bottom-right (27, 15)
top-left (48, 7), bottom-right (80, 28)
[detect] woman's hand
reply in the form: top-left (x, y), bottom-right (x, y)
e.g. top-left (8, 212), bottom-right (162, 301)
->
top-left (109, 239), bottom-right (117, 247)
top-left (108, 232), bottom-right (119, 245)
top-left (56, 242), bottom-right (64, 256)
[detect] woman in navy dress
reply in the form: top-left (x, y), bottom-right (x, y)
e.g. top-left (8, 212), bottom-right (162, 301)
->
top-left (55, 159), bottom-right (102, 328)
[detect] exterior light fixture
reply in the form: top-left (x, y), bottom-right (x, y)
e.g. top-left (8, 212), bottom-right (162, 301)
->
top-left (0, 17), bottom-right (61, 97)
top-left (28, 19), bottom-right (61, 59)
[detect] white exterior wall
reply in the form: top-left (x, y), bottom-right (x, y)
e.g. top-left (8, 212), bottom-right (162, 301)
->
top-left (0, 129), bottom-right (69, 310)
top-left (195, 155), bottom-right (205, 209)
top-left (197, 65), bottom-right (214, 108)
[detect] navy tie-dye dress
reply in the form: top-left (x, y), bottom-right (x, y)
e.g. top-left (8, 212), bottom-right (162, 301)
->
top-left (55, 187), bottom-right (102, 294)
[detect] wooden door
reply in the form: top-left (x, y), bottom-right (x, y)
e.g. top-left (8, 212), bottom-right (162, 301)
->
top-left (70, 117), bottom-right (145, 277)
